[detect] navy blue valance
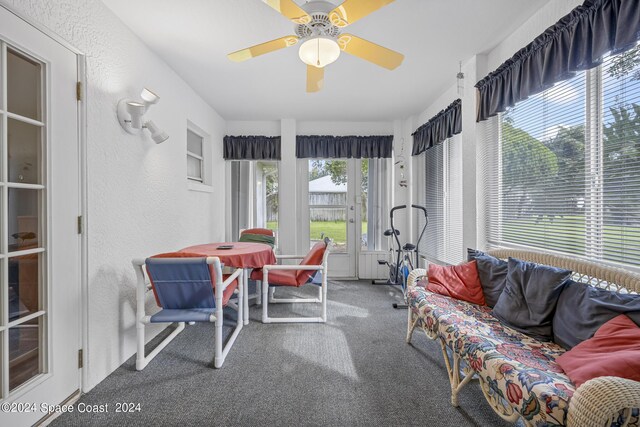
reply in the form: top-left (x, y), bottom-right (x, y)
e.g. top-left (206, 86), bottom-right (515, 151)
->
top-left (296, 135), bottom-right (393, 159)
top-left (223, 135), bottom-right (281, 160)
top-left (475, 0), bottom-right (640, 122)
top-left (412, 99), bottom-right (462, 156)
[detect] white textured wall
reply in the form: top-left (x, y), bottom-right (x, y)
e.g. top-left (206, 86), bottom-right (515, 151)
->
top-left (227, 120), bottom-right (280, 137)
top-left (0, 0), bottom-right (226, 390)
top-left (296, 121), bottom-right (393, 136)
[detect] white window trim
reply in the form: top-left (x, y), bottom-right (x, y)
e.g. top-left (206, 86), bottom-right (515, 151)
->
top-left (186, 120), bottom-right (211, 190)
top-left (187, 152), bottom-right (204, 183)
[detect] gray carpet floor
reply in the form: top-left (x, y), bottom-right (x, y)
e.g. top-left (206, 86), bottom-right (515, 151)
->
top-left (51, 280), bottom-right (512, 427)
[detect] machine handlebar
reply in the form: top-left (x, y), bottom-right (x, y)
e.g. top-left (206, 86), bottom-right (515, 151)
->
top-left (388, 204), bottom-right (429, 264)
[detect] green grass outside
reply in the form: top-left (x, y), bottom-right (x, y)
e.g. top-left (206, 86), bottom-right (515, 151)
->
top-left (270, 216), bottom-right (640, 266)
top-left (503, 215), bottom-right (640, 266)
top-left (267, 220), bottom-right (367, 244)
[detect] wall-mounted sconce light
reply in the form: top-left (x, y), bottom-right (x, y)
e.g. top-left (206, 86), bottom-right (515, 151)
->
top-left (117, 88), bottom-right (169, 143)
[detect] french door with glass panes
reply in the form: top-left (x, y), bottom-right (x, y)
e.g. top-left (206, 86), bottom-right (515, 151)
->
top-left (307, 158), bottom-right (387, 278)
top-left (0, 6), bottom-right (81, 427)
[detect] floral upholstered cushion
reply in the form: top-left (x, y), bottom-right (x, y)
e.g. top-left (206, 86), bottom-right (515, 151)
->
top-left (409, 287), bottom-right (574, 426)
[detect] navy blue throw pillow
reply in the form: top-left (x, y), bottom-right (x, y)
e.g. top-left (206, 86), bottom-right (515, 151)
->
top-left (552, 280), bottom-right (640, 350)
top-left (491, 257), bottom-right (572, 341)
top-left (467, 248), bottom-right (485, 262)
top-left (466, 248), bottom-right (508, 308)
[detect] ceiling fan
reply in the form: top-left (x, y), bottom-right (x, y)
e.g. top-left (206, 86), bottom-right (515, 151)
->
top-left (228, 0), bottom-right (404, 92)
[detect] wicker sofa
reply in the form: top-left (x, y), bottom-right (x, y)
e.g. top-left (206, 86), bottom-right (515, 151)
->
top-left (406, 249), bottom-right (640, 427)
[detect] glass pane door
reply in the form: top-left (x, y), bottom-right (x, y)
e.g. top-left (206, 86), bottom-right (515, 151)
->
top-left (1, 44), bottom-right (47, 397)
top-left (0, 11), bottom-right (80, 423)
top-left (308, 159), bottom-right (348, 252)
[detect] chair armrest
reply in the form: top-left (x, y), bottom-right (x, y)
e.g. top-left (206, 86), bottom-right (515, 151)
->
top-left (263, 264), bottom-right (323, 271)
top-left (407, 269), bottom-right (427, 289)
top-left (568, 376), bottom-right (640, 427)
top-left (221, 267), bottom-right (243, 290)
top-left (132, 258), bottom-right (146, 267)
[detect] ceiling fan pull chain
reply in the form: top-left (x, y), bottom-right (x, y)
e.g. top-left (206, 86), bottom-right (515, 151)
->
top-left (317, 38), bottom-right (321, 67)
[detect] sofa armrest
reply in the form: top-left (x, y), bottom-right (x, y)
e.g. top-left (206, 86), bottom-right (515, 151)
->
top-left (568, 376), bottom-right (640, 427)
top-left (407, 269), bottom-right (427, 289)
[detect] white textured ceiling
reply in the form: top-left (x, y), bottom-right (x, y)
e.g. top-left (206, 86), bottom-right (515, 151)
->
top-left (102, 0), bottom-right (549, 121)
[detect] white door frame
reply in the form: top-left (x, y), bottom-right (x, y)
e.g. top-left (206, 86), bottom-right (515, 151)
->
top-left (0, 2), bottom-right (88, 395)
top-left (302, 158), bottom-right (361, 279)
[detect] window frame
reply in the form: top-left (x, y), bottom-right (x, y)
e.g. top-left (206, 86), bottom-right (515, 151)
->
top-left (228, 159), bottom-right (280, 244)
top-left (484, 50), bottom-right (640, 272)
top-left (186, 121), bottom-right (211, 191)
top-left (186, 129), bottom-right (204, 183)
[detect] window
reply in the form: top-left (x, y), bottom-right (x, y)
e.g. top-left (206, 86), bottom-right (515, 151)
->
top-left (308, 159), bottom-right (348, 252)
top-left (419, 136), bottom-right (463, 265)
top-left (361, 158), bottom-right (387, 251)
top-left (230, 160), bottom-right (279, 241)
top-left (306, 159), bottom-right (388, 253)
top-left (187, 129), bottom-right (204, 182)
top-left (483, 44), bottom-right (640, 268)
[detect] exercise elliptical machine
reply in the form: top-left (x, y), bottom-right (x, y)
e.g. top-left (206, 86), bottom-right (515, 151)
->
top-left (374, 204), bottom-right (428, 308)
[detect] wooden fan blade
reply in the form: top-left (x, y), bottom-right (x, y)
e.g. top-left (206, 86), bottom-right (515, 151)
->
top-left (338, 34), bottom-right (403, 70)
top-left (228, 36), bottom-right (299, 62)
top-left (307, 65), bottom-right (324, 93)
top-left (262, 0), bottom-right (311, 24)
top-left (329, 0), bottom-right (395, 27)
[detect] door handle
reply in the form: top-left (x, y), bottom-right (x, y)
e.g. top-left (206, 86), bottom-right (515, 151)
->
top-left (349, 219), bottom-right (354, 223)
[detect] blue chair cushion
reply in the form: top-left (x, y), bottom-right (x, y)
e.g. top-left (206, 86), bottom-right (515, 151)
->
top-left (146, 257), bottom-right (216, 309)
top-left (150, 308), bottom-right (216, 323)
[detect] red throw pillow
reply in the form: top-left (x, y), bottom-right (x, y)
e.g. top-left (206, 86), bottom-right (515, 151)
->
top-left (556, 314), bottom-right (640, 387)
top-left (427, 260), bottom-right (485, 306)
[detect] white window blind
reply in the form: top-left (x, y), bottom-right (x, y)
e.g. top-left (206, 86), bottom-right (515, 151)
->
top-left (419, 136), bottom-right (463, 265)
top-left (482, 44), bottom-right (640, 268)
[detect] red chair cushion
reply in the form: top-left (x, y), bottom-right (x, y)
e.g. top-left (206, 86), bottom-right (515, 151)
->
top-left (250, 267), bottom-right (314, 287)
top-left (251, 241), bottom-right (327, 287)
top-left (220, 275), bottom-right (239, 306)
top-left (265, 269), bottom-right (299, 287)
top-left (427, 260), bottom-right (486, 306)
top-left (149, 252), bottom-right (238, 307)
top-left (241, 228), bottom-right (274, 237)
top-left (250, 269), bottom-right (263, 281)
top-left (556, 314), bottom-right (640, 387)
top-left (295, 241), bottom-right (327, 285)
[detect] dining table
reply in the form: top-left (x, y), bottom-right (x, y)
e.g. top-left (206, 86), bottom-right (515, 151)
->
top-left (179, 242), bottom-right (276, 325)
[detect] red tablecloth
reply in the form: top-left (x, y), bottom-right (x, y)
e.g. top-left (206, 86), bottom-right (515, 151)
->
top-left (179, 242), bottom-right (276, 269)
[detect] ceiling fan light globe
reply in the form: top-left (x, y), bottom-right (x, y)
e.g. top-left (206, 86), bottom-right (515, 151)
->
top-left (298, 37), bottom-right (340, 68)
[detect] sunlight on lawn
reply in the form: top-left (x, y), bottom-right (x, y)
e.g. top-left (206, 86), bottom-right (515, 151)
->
top-left (269, 220), bottom-right (367, 244)
top-left (503, 215), bottom-right (640, 266)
